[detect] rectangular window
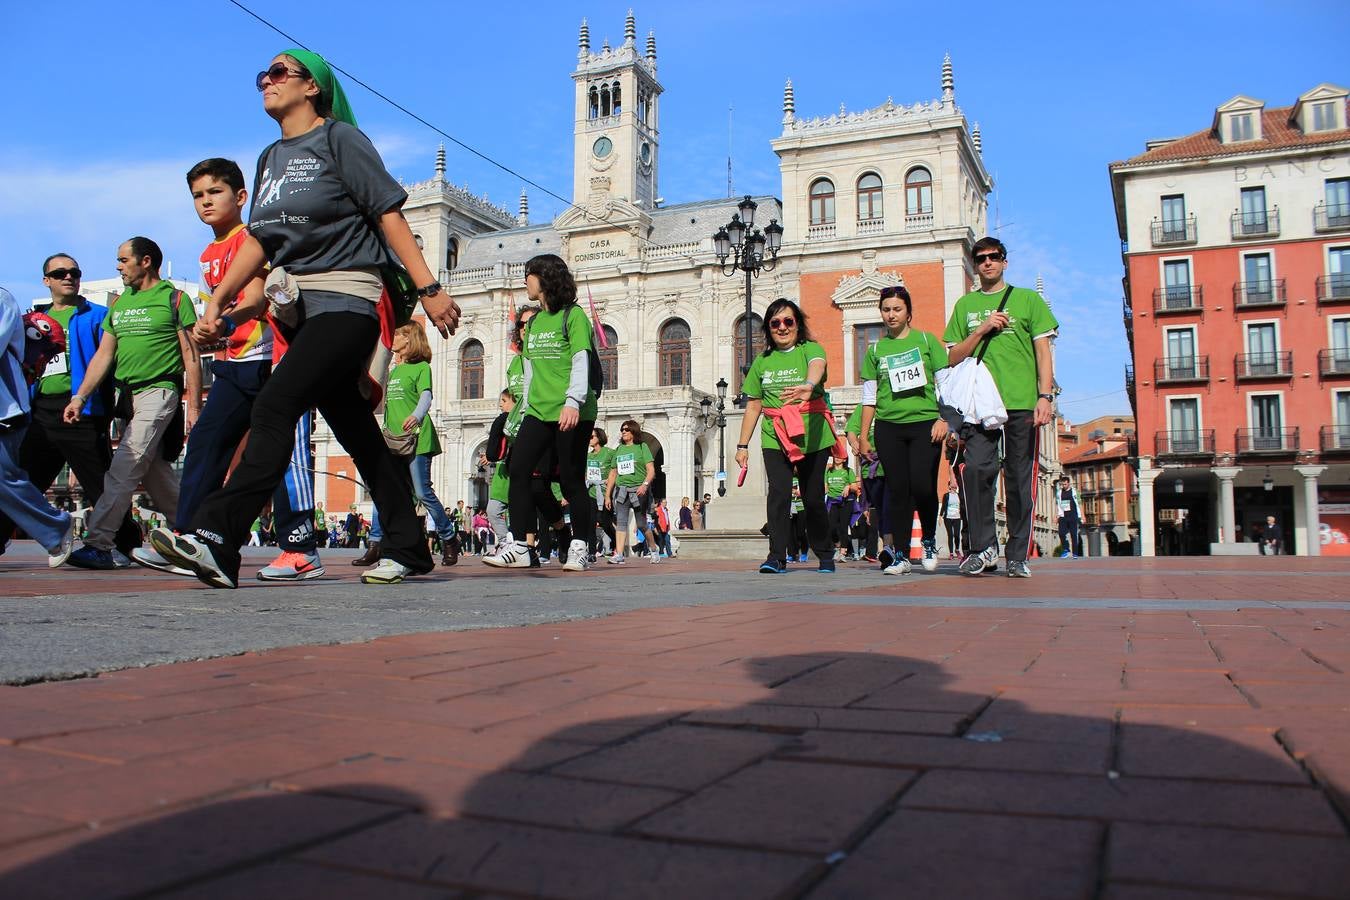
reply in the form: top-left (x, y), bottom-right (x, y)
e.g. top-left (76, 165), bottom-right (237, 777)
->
top-left (1337, 392), bottom-right (1350, 450)
top-left (1246, 323), bottom-right (1278, 375)
top-left (1244, 253), bottom-right (1273, 302)
top-left (1230, 113), bottom-right (1254, 142)
top-left (1161, 195), bottom-right (1187, 237)
top-left (854, 323), bottom-right (885, 382)
top-left (1330, 246), bottom-right (1350, 298)
top-left (1313, 101), bottom-right (1337, 131)
top-left (1163, 259), bottom-right (1192, 308)
top-left (1168, 398), bottom-right (1200, 452)
top-left (1332, 319), bottom-right (1350, 373)
top-left (1165, 328), bottom-right (1196, 378)
top-left (1327, 179), bottom-right (1350, 226)
top-left (1251, 395), bottom-right (1283, 449)
top-left (1240, 187), bottom-right (1268, 234)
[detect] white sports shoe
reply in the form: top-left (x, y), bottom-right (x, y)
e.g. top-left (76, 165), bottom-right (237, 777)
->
top-left (484, 541), bottom-right (532, 568)
top-left (883, 557), bottom-right (912, 576)
top-left (131, 546), bottom-right (195, 577)
top-left (47, 515), bottom-right (78, 568)
top-left (361, 558), bottom-right (412, 584)
top-left (562, 539), bottom-right (589, 572)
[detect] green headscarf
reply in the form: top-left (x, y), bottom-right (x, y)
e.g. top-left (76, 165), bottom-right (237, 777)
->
top-left (282, 48), bottom-right (356, 126)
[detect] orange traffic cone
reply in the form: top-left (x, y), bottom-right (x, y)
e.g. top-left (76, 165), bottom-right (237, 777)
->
top-left (909, 512), bottom-right (923, 562)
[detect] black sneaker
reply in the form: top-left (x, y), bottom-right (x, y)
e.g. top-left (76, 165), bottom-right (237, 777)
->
top-left (758, 558), bottom-right (785, 574)
top-left (149, 528), bottom-right (237, 589)
top-left (817, 557), bottom-right (836, 574)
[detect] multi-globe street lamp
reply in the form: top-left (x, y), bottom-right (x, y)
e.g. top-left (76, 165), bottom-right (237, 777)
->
top-left (712, 196), bottom-right (784, 406)
top-left (699, 377), bottom-right (730, 497)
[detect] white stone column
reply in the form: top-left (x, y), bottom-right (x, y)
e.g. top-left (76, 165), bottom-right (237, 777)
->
top-left (666, 419), bottom-right (696, 506)
top-left (1211, 466), bottom-right (1241, 545)
top-left (1137, 462), bottom-right (1158, 557)
top-left (1294, 465), bottom-right (1327, 557)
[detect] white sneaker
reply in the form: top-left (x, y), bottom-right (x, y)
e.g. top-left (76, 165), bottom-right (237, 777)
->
top-left (562, 539), bottom-right (589, 572)
top-left (131, 546), bottom-right (194, 577)
top-left (47, 515), bottom-right (78, 568)
top-left (484, 541), bottom-right (532, 568)
top-left (649, 550), bottom-right (660, 564)
top-left (883, 557), bottom-right (912, 576)
top-left (149, 528), bottom-right (236, 589)
top-left (606, 553), bottom-right (625, 565)
top-left (920, 539), bottom-right (939, 573)
top-left (361, 558), bottom-right (412, 584)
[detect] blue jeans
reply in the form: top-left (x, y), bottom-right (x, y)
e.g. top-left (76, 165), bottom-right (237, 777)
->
top-left (370, 453), bottom-right (454, 542)
top-left (0, 423), bottom-right (71, 552)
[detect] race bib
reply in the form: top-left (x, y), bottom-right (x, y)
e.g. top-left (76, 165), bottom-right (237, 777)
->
top-left (41, 351), bottom-right (69, 379)
top-left (884, 348), bottom-right (925, 393)
top-left (1058, 498), bottom-right (1072, 512)
top-left (587, 462), bottom-right (601, 483)
top-left (617, 457), bottom-right (636, 476)
top-left (946, 497), bottom-right (961, 517)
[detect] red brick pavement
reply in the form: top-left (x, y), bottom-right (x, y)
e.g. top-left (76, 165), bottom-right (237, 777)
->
top-left (1, 569), bottom-right (1349, 896)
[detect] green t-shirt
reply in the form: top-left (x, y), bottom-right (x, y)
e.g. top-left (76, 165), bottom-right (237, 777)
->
top-left (861, 330), bottom-right (948, 423)
top-left (825, 467), bottom-right (854, 499)
top-left (506, 354), bottom-right (525, 402)
top-left (106, 280), bottom-right (197, 392)
top-left (587, 446), bottom-right (614, 486)
top-left (384, 360), bottom-right (440, 457)
top-left (942, 285), bottom-right (1058, 411)
top-left (791, 477), bottom-right (804, 515)
top-left (489, 462), bottom-right (510, 503)
top-left (743, 341), bottom-right (832, 454)
top-left (37, 304), bottom-right (77, 396)
top-left (523, 304), bottom-right (598, 423)
top-left (611, 441), bottom-right (653, 489)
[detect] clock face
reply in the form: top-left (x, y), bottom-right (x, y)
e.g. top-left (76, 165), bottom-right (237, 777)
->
top-left (593, 136), bottom-right (613, 159)
top-left (639, 141), bottom-right (652, 165)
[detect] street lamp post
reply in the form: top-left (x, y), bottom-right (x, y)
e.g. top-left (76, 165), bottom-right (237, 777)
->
top-left (713, 196), bottom-right (784, 406)
top-left (700, 377), bottom-right (730, 497)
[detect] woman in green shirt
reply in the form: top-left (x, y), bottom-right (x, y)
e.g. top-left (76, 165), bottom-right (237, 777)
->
top-left (486, 254), bottom-right (596, 572)
top-left (733, 298), bottom-right (839, 574)
top-left (858, 285), bottom-right (950, 575)
top-left (604, 419), bottom-right (656, 564)
top-left (362, 323), bottom-right (456, 565)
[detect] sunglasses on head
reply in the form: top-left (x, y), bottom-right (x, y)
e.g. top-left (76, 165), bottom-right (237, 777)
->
top-left (45, 267), bottom-right (81, 280)
top-left (879, 286), bottom-right (909, 300)
top-left (973, 252), bottom-right (1005, 264)
top-left (769, 316), bottom-right (796, 329)
top-left (255, 63), bottom-right (307, 91)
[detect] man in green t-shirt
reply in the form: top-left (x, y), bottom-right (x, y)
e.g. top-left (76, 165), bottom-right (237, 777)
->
top-left (63, 237), bottom-right (201, 569)
top-left (943, 237), bottom-right (1058, 579)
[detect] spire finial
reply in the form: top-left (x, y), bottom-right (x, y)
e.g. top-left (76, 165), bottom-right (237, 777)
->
top-left (434, 143), bottom-right (445, 177)
top-left (972, 121), bottom-right (982, 153)
top-left (578, 18), bottom-right (589, 56)
top-left (518, 188), bottom-right (529, 227)
top-left (1036, 273), bottom-right (1045, 295)
top-left (646, 29), bottom-right (656, 60)
top-left (624, 9), bottom-right (636, 45)
top-left (782, 78), bottom-right (795, 125)
top-left (602, 36), bottom-right (610, 52)
top-left (942, 52), bottom-right (954, 103)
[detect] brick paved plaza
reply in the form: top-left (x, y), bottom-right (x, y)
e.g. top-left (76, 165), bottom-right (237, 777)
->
top-left (1, 552), bottom-right (1348, 898)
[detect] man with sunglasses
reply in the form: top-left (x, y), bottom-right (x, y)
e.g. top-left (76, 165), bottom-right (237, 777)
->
top-left (943, 237), bottom-right (1058, 578)
top-left (0, 255), bottom-right (140, 560)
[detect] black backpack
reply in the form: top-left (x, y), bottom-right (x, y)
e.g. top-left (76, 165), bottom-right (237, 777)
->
top-left (560, 303), bottom-right (605, 401)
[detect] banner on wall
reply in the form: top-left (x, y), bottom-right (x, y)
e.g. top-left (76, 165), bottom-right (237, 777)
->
top-left (1318, 491), bottom-right (1350, 556)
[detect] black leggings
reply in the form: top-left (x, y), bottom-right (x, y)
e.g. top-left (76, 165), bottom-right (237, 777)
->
top-left (508, 415), bottom-right (592, 546)
top-left (762, 448), bottom-right (832, 564)
top-left (191, 312), bottom-right (431, 575)
top-left (945, 518), bottom-right (962, 553)
top-left (874, 418), bottom-right (942, 546)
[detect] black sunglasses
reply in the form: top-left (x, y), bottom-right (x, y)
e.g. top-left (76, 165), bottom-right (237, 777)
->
top-left (973, 252), bottom-right (1005, 264)
top-left (255, 63), bottom-right (307, 92)
top-left (45, 267), bottom-right (82, 280)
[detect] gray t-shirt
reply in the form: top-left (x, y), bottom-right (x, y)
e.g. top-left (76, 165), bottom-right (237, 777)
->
top-left (249, 120), bottom-right (406, 275)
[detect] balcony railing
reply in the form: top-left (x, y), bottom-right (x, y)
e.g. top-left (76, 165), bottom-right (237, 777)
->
top-left (1235, 351), bottom-right (1293, 379)
top-left (1314, 201), bottom-right (1350, 233)
top-left (1317, 274), bottom-right (1350, 304)
top-left (1235, 427), bottom-right (1299, 455)
top-left (1125, 363), bottom-right (1135, 392)
top-left (1321, 424), bottom-right (1350, 454)
top-left (1153, 285), bottom-right (1203, 313)
top-left (1151, 215), bottom-right (1197, 246)
top-left (904, 212), bottom-right (934, 231)
top-left (1231, 206), bottom-right (1280, 239)
top-left (1154, 355), bottom-right (1209, 383)
top-left (1319, 348), bottom-right (1350, 376)
top-left (1233, 279), bottom-right (1287, 308)
top-left (806, 222), bottom-right (837, 241)
top-left (856, 217), bottom-right (885, 236)
top-left (1154, 429), bottom-right (1215, 457)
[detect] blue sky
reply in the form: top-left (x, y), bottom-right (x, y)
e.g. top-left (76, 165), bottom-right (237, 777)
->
top-left (3, 1), bottom-right (1346, 422)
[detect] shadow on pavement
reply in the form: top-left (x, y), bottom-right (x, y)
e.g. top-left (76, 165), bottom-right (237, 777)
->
top-left (1, 652), bottom-right (1347, 898)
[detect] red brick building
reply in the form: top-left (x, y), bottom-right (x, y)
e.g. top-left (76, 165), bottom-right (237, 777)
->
top-left (1110, 84), bottom-right (1350, 556)
top-left (1057, 415), bottom-right (1138, 554)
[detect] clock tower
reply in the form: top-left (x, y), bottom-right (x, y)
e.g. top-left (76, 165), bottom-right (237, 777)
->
top-left (572, 11), bottom-right (662, 209)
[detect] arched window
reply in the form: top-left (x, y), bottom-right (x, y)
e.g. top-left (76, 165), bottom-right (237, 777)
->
top-left (733, 313), bottom-right (764, 391)
top-left (611, 82), bottom-right (622, 115)
top-left (857, 173), bottom-right (883, 221)
top-left (638, 89), bottom-right (648, 125)
top-left (588, 86), bottom-right (599, 119)
top-left (809, 178), bottom-right (835, 225)
top-left (446, 236), bottom-right (458, 272)
top-left (598, 325), bottom-right (619, 391)
top-left (658, 319), bottom-right (691, 386)
top-left (600, 84), bottom-right (611, 117)
top-left (460, 340), bottom-right (484, 400)
top-left (905, 167), bottom-right (933, 216)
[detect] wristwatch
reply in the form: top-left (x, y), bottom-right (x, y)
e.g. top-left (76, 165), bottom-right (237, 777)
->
top-left (416, 281), bottom-right (443, 298)
top-left (736, 443), bottom-right (749, 450)
top-left (1038, 393), bottom-right (1054, 402)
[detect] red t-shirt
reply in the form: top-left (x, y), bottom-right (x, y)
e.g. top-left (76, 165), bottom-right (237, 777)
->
top-left (200, 225), bottom-right (274, 363)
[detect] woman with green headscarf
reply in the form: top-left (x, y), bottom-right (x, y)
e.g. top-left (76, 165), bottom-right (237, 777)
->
top-left (151, 50), bottom-right (461, 588)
